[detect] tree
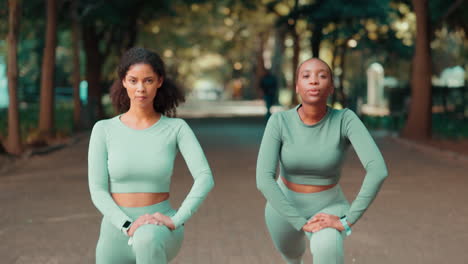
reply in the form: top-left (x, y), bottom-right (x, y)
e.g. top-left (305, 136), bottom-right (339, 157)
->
top-left (38, 0), bottom-right (58, 138)
top-left (270, 24), bottom-right (287, 96)
top-left (289, 0), bottom-right (300, 105)
top-left (71, 0), bottom-right (81, 130)
top-left (401, 0), bottom-right (432, 140)
top-left (265, 0), bottom-right (393, 106)
top-left (266, 0), bottom-right (305, 105)
top-left (301, 0), bottom-right (391, 106)
top-left (136, 1), bottom-right (275, 100)
top-left (400, 0), bottom-right (467, 139)
top-left (5, 0), bottom-right (22, 155)
top-left (78, 0), bottom-right (176, 123)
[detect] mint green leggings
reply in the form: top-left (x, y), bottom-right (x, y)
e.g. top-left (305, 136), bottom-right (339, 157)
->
top-left (96, 200), bottom-right (184, 264)
top-left (265, 179), bottom-right (350, 264)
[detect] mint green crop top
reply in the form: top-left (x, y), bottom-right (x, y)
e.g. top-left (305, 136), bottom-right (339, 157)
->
top-left (88, 115), bottom-right (214, 230)
top-left (256, 105), bottom-right (388, 230)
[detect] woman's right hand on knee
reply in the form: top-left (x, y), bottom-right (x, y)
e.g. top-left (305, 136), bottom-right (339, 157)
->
top-left (127, 214), bottom-right (160, 236)
top-left (302, 213), bottom-right (348, 233)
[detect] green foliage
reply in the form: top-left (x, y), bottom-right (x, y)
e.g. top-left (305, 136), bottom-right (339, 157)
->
top-left (395, 0), bottom-right (467, 33)
top-left (361, 113), bottom-right (468, 139)
top-left (0, 102), bottom-right (74, 141)
top-left (432, 113), bottom-right (468, 139)
top-left (1, 0), bottom-right (466, 140)
top-left (297, 0), bottom-right (390, 21)
top-left (137, 0), bottom-right (272, 88)
top-left (0, 0), bottom-right (7, 40)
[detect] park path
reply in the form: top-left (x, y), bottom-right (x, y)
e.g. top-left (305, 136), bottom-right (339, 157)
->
top-left (1, 103), bottom-right (467, 263)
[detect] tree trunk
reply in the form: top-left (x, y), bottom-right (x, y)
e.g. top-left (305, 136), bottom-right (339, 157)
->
top-left (39, 0), bottom-right (57, 138)
top-left (79, 4), bottom-right (142, 124)
top-left (289, 0), bottom-right (300, 106)
top-left (401, 0), bottom-right (432, 140)
top-left (5, 0), bottom-right (22, 155)
top-left (330, 29), bottom-right (339, 105)
top-left (270, 25), bottom-right (287, 106)
top-left (311, 22), bottom-right (323, 58)
top-left (337, 39), bottom-right (349, 107)
top-left (290, 27), bottom-right (300, 106)
top-left (82, 24), bottom-right (104, 123)
top-left (271, 25), bottom-right (287, 90)
top-left (71, 0), bottom-right (81, 130)
top-left (254, 32), bottom-right (268, 99)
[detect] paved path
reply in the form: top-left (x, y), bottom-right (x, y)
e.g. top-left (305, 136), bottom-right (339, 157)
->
top-left (1, 115), bottom-right (467, 264)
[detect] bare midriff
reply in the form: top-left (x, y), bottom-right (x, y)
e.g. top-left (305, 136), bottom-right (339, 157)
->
top-left (281, 176), bottom-right (336, 193)
top-left (112, 193), bottom-right (170, 207)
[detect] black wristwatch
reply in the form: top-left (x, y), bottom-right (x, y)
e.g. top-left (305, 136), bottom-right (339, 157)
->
top-left (122, 220), bottom-right (132, 235)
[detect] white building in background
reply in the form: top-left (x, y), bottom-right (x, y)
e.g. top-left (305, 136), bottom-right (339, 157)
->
top-left (192, 79), bottom-right (223, 101)
top-left (366, 62), bottom-right (385, 107)
top-left (433, 66), bottom-right (465, 87)
top-left (0, 56), bottom-right (8, 109)
top-left (361, 62), bottom-right (389, 116)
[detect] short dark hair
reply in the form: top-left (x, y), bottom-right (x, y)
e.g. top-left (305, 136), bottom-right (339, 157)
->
top-left (110, 47), bottom-right (185, 117)
top-left (295, 58), bottom-right (334, 83)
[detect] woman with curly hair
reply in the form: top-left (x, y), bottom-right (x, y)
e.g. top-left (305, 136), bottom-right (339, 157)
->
top-left (88, 47), bottom-right (214, 263)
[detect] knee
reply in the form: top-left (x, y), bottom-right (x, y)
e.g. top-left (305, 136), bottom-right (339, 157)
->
top-left (310, 228), bottom-right (344, 257)
top-left (274, 238), bottom-right (305, 259)
top-left (132, 225), bottom-right (166, 252)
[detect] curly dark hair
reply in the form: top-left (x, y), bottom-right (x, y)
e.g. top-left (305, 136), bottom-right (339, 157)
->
top-left (110, 47), bottom-right (185, 117)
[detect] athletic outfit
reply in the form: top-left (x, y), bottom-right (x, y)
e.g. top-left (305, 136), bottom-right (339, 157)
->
top-left (88, 115), bottom-right (214, 264)
top-left (256, 105), bottom-right (388, 264)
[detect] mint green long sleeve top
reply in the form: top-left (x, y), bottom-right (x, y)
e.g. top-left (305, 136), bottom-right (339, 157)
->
top-left (88, 115), bottom-right (214, 230)
top-left (256, 105), bottom-right (388, 231)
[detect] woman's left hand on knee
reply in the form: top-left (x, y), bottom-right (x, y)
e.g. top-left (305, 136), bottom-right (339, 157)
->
top-left (153, 212), bottom-right (176, 230)
top-left (303, 213), bottom-right (344, 233)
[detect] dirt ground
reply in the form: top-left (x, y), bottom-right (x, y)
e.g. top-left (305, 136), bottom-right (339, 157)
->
top-left (424, 138), bottom-right (468, 156)
top-left (1, 116), bottom-right (468, 264)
